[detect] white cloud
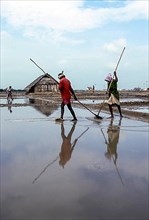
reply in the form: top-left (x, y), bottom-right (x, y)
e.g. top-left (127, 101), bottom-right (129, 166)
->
top-left (58, 59), bottom-right (68, 65)
top-left (0, 30), bottom-right (12, 40)
top-left (122, 1), bottom-right (148, 20)
top-left (1, 0), bottom-right (148, 42)
top-left (103, 38), bottom-right (127, 52)
top-left (1, 1), bottom-right (148, 89)
top-left (1, 1), bottom-right (92, 31)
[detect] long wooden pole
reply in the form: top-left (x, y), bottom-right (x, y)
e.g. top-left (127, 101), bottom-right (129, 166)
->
top-left (30, 58), bottom-right (46, 74)
top-left (30, 58), bottom-right (103, 119)
top-left (77, 99), bottom-right (103, 119)
top-left (114, 47), bottom-right (126, 72)
top-left (97, 47), bottom-right (126, 116)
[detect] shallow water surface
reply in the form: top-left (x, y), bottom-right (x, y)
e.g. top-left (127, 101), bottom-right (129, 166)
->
top-left (0, 98), bottom-right (28, 104)
top-left (122, 106), bottom-right (149, 113)
top-left (1, 105), bottom-right (148, 220)
top-left (73, 97), bottom-right (147, 104)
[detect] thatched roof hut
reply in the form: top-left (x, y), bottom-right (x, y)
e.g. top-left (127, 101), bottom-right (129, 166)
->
top-left (24, 73), bottom-right (59, 94)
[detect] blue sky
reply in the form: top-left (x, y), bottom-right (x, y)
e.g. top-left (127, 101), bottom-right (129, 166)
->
top-left (1, 0), bottom-right (148, 90)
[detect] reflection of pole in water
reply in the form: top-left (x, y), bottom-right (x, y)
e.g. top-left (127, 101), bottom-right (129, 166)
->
top-left (32, 156), bottom-right (59, 184)
top-left (32, 126), bottom-right (89, 184)
top-left (101, 125), bottom-right (124, 186)
top-left (72, 127), bottom-right (89, 148)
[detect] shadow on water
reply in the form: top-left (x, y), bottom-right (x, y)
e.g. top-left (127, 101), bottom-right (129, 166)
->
top-left (1, 105), bottom-right (148, 220)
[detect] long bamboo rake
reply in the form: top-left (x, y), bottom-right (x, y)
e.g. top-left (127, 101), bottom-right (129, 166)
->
top-left (97, 47), bottom-right (126, 116)
top-left (30, 58), bottom-right (103, 119)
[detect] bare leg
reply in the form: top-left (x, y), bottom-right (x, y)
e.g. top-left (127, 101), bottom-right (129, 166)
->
top-left (117, 105), bottom-right (123, 118)
top-left (108, 105), bottom-right (114, 118)
top-left (61, 102), bottom-right (65, 119)
top-left (67, 103), bottom-right (77, 120)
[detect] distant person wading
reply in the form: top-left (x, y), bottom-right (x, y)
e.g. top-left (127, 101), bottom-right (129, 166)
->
top-left (6, 86), bottom-right (13, 101)
top-left (56, 71), bottom-right (77, 122)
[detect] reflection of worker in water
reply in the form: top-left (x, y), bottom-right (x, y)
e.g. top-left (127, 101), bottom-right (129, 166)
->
top-left (7, 99), bottom-right (12, 113)
top-left (59, 122), bottom-right (78, 168)
top-left (104, 118), bottom-right (122, 165)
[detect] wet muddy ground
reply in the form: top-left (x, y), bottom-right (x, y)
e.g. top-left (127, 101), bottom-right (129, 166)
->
top-left (1, 94), bottom-right (148, 220)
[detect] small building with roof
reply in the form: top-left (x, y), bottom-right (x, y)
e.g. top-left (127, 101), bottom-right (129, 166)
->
top-left (24, 73), bottom-right (59, 94)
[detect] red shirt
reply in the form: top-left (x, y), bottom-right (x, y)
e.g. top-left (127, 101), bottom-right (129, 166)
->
top-left (59, 77), bottom-right (72, 102)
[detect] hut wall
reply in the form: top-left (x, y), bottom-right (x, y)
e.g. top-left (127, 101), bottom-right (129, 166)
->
top-left (34, 77), bottom-right (58, 92)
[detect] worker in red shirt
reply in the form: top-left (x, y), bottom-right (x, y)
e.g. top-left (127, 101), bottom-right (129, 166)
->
top-left (56, 71), bottom-right (77, 121)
